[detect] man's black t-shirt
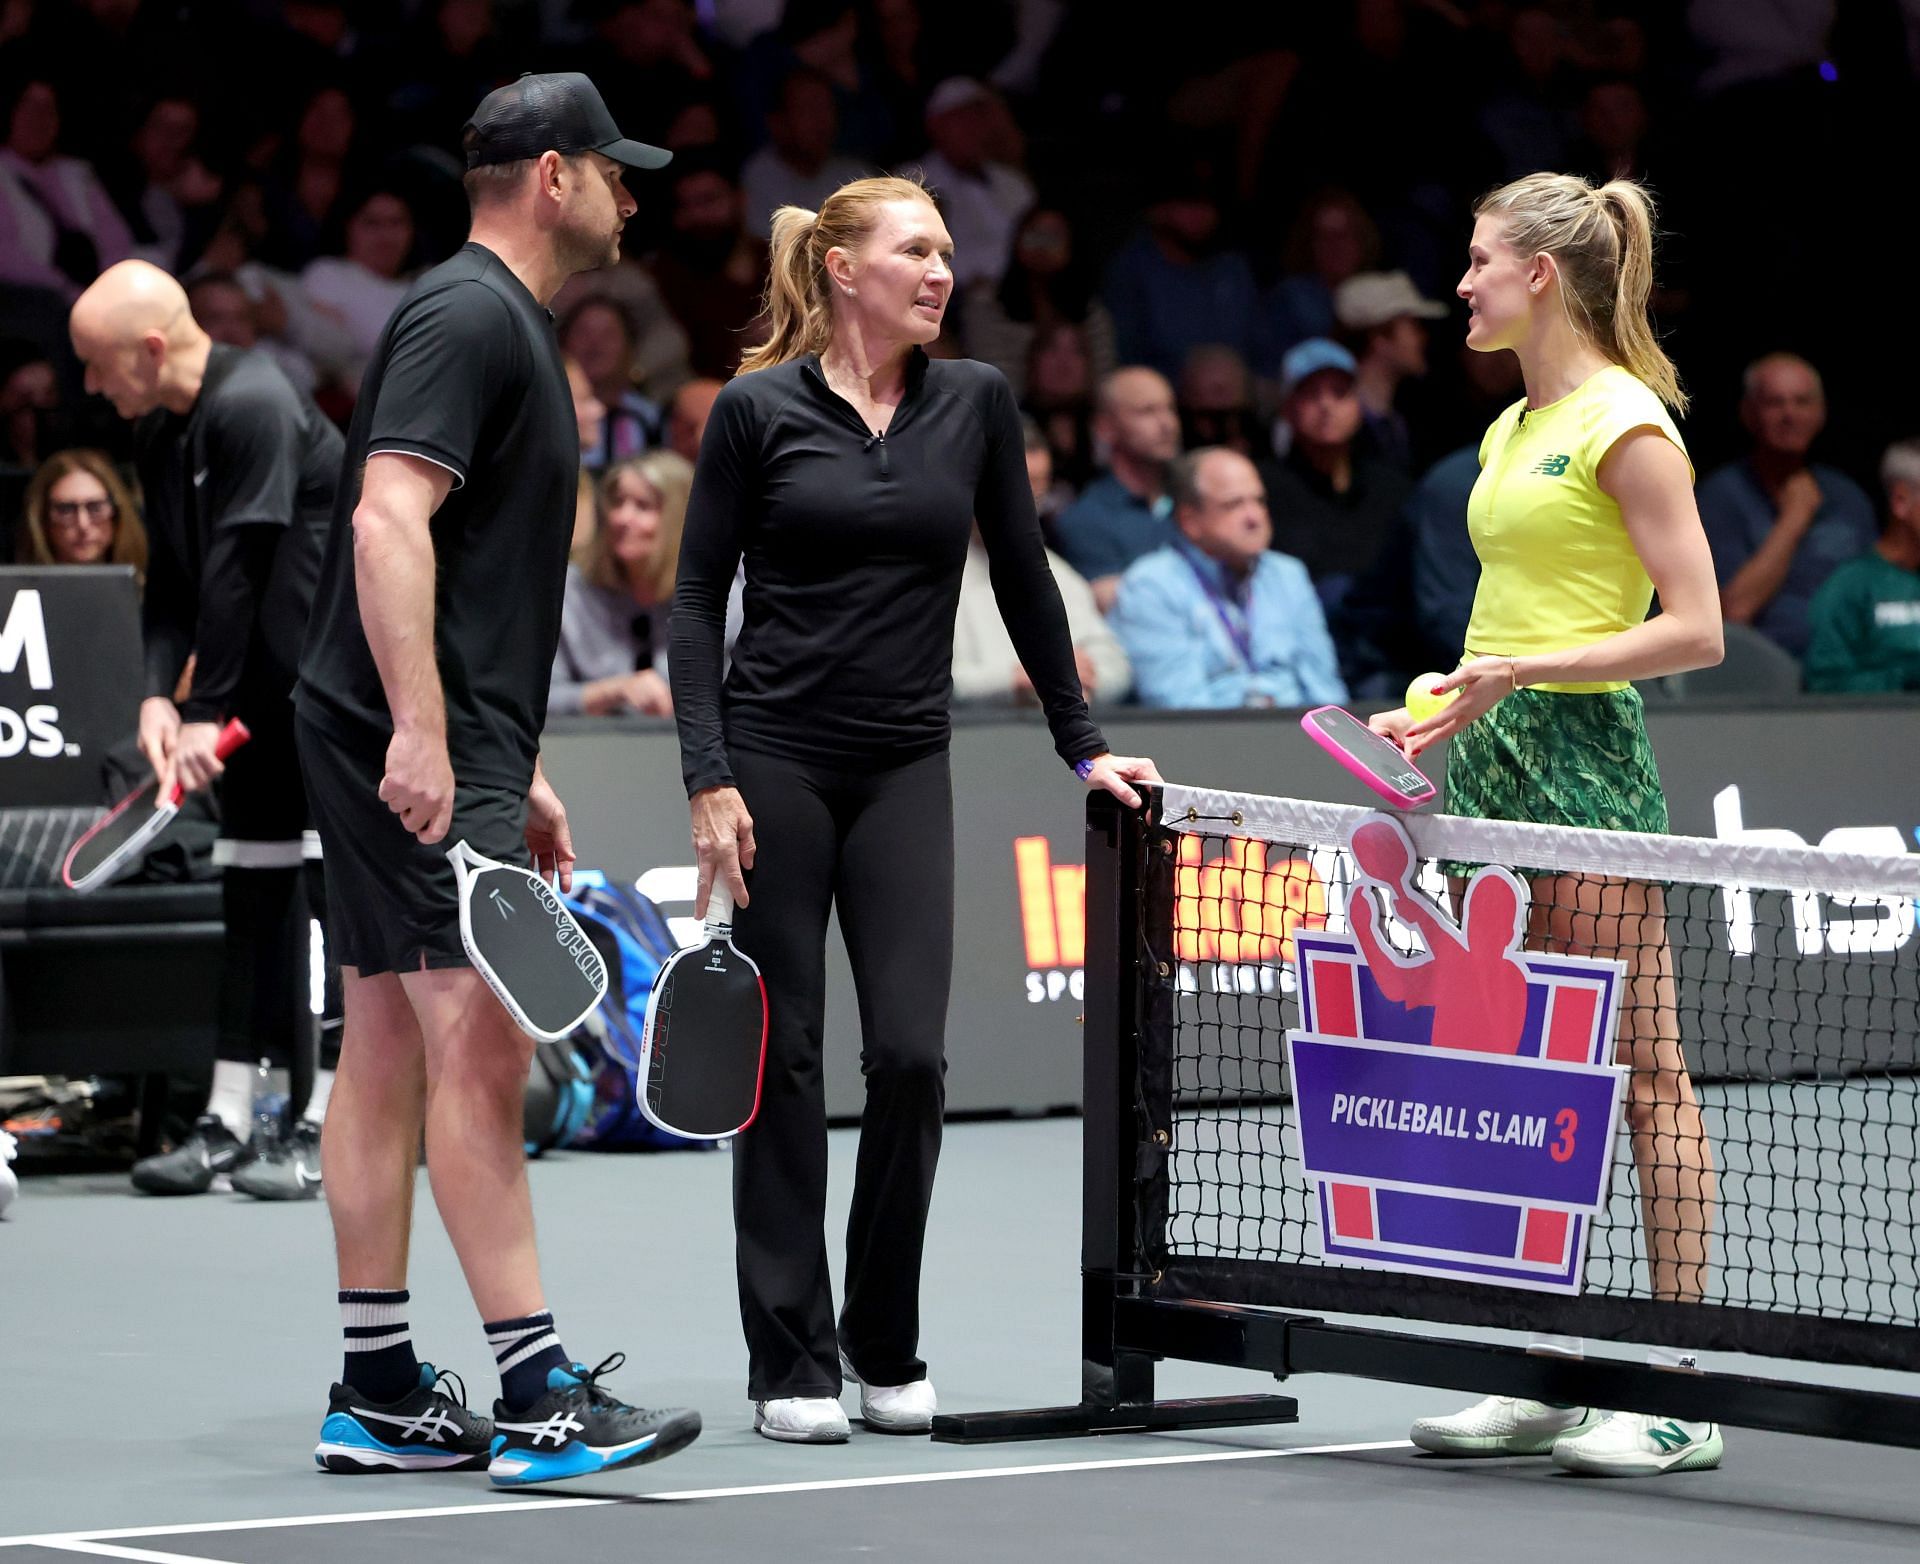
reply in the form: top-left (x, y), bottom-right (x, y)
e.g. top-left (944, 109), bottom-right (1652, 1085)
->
top-left (671, 349), bottom-right (1107, 796)
top-left (136, 343), bottom-right (343, 719)
top-left (297, 244), bottom-right (577, 793)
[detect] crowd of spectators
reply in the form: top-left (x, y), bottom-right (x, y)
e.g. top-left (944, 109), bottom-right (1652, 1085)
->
top-left (8, 0), bottom-right (1920, 707)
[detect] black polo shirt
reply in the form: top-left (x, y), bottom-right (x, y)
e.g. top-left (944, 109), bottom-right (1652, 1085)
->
top-left (671, 349), bottom-right (1106, 795)
top-left (135, 344), bottom-right (342, 720)
top-left (298, 244), bottom-right (577, 792)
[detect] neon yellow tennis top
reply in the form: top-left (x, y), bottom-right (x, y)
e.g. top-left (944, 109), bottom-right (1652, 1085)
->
top-left (1463, 364), bottom-right (1689, 693)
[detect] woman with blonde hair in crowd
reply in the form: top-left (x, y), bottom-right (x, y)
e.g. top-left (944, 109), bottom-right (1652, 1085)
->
top-left (19, 448), bottom-right (147, 582)
top-left (550, 450), bottom-right (695, 718)
top-left (672, 172), bottom-right (1159, 1444)
top-left (1373, 171), bottom-right (1725, 1478)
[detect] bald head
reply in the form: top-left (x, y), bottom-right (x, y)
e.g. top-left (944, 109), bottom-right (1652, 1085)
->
top-left (71, 260), bottom-right (210, 420)
top-left (1095, 366), bottom-right (1181, 468)
top-left (1740, 351), bottom-right (1825, 460)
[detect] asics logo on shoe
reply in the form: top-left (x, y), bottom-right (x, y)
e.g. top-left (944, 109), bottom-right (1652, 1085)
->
top-left (1646, 1421), bottom-right (1692, 1452)
top-left (497, 1413), bottom-right (585, 1448)
top-left (350, 1405), bottom-right (467, 1444)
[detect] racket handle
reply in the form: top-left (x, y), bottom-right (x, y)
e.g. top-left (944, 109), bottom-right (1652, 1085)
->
top-left (704, 883), bottom-right (735, 931)
top-left (213, 717), bottom-right (251, 760)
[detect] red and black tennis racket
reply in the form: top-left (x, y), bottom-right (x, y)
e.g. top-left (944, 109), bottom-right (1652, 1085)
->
top-left (638, 885), bottom-right (767, 1140)
top-left (61, 718), bottom-right (250, 893)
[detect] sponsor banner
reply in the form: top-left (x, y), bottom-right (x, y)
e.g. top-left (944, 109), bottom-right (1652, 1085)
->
top-left (0, 567), bottom-right (143, 806)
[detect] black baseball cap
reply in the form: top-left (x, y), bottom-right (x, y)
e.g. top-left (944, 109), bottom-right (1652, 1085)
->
top-left (463, 72), bottom-right (671, 173)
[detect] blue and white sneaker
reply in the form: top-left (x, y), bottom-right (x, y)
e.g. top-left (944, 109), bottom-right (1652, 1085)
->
top-left (315, 1365), bottom-right (492, 1473)
top-left (488, 1353), bottom-right (701, 1488)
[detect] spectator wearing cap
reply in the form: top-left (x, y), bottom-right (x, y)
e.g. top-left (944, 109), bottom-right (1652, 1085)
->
top-left (743, 65), bottom-right (869, 241)
top-left (1110, 447), bottom-right (1345, 710)
top-left (1334, 270), bottom-right (1447, 471)
top-left (0, 76), bottom-right (135, 302)
top-left (909, 78), bottom-right (1034, 293)
top-left (1101, 165), bottom-right (1262, 381)
top-left (646, 152), bottom-right (772, 379)
top-left (1052, 366), bottom-right (1182, 612)
top-left (560, 295), bottom-right (664, 468)
top-left (1697, 352), bottom-right (1877, 661)
top-left (1805, 438), bottom-right (1920, 694)
top-left (1262, 339), bottom-right (1411, 621)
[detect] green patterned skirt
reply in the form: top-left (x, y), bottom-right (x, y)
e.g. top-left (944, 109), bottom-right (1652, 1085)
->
top-left (1443, 685), bottom-right (1668, 835)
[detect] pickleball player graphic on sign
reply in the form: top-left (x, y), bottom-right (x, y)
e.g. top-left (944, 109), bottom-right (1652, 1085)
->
top-left (1283, 814), bottom-right (1631, 1293)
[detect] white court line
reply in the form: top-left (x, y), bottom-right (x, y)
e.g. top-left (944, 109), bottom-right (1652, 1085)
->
top-left (0, 1439), bottom-right (1412, 1550)
top-left (40, 1544), bottom-right (242, 1564)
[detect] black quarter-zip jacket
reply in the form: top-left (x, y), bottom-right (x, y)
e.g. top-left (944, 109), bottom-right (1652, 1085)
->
top-left (672, 349), bottom-right (1107, 795)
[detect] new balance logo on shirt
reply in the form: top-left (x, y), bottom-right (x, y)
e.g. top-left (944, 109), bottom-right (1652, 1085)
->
top-left (1531, 454), bottom-right (1572, 476)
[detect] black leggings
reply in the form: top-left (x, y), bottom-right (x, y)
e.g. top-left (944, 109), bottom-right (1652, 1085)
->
top-left (727, 745), bottom-right (954, 1399)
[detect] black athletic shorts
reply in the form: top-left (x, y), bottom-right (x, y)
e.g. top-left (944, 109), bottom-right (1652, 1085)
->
top-left (295, 714), bottom-right (527, 976)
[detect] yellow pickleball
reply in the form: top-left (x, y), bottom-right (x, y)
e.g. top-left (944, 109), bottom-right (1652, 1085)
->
top-left (1405, 672), bottom-right (1460, 724)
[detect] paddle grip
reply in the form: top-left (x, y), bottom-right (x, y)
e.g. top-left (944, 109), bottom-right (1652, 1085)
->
top-left (166, 717), bottom-right (252, 805)
top-left (705, 883), bottom-right (735, 929)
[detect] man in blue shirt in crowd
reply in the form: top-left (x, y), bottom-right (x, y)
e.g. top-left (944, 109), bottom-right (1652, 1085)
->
top-left (1696, 352), bottom-right (1877, 660)
top-left (1109, 446), bottom-right (1347, 709)
top-left (1052, 365), bottom-right (1181, 610)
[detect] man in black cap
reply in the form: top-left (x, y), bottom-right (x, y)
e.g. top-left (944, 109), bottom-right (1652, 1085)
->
top-left (295, 74), bottom-right (694, 1487)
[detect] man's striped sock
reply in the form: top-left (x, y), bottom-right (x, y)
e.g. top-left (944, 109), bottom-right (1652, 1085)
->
top-left (340, 1288), bottom-right (420, 1403)
top-left (486, 1308), bottom-right (571, 1410)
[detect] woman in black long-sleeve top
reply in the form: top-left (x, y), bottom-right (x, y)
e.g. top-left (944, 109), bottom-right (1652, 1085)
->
top-left (672, 175), bottom-right (1160, 1443)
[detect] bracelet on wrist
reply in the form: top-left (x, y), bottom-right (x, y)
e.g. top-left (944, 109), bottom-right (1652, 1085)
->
top-left (1073, 756), bottom-right (1099, 781)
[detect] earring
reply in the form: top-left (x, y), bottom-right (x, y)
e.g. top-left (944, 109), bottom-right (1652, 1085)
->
top-left (844, 285), bottom-right (856, 296)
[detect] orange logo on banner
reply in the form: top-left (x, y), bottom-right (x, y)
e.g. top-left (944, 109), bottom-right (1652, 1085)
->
top-left (1174, 835), bottom-right (1327, 964)
top-left (1013, 837), bottom-right (1086, 968)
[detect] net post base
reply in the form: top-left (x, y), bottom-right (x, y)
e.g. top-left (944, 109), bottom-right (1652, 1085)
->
top-left (930, 1393), bottom-right (1299, 1445)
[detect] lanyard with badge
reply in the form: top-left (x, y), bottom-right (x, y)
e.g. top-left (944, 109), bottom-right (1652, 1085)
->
top-left (1180, 552), bottom-right (1256, 671)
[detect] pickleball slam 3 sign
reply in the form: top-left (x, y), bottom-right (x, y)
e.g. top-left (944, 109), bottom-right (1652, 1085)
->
top-left (1284, 814), bottom-right (1628, 1294)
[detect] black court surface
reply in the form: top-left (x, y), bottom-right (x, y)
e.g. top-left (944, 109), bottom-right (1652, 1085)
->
top-left (6, 1121), bottom-right (1919, 1563)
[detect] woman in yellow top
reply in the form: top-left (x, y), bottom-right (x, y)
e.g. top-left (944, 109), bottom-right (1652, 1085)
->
top-left (1372, 172), bottom-right (1725, 1478)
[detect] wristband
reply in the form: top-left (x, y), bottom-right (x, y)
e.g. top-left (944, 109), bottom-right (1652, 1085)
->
top-left (1073, 756), bottom-right (1099, 781)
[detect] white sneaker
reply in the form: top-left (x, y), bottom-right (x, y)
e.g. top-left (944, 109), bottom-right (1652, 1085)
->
top-left (754, 1396), bottom-right (851, 1444)
top-left (1410, 1396), bottom-right (1596, 1456)
top-left (840, 1353), bottom-right (937, 1434)
top-left (0, 1130), bottom-right (17, 1220)
top-left (1551, 1411), bottom-right (1723, 1477)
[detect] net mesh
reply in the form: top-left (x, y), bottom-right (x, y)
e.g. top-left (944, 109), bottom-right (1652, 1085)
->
top-left (1152, 787), bottom-right (1920, 1351)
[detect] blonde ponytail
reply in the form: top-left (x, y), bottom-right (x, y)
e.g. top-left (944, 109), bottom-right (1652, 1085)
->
top-left (737, 173), bottom-right (941, 376)
top-left (1475, 171), bottom-right (1687, 415)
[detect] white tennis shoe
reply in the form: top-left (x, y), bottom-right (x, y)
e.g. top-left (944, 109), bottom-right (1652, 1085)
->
top-left (1551, 1411), bottom-right (1723, 1476)
top-left (1410, 1396), bottom-right (1595, 1456)
top-left (840, 1353), bottom-right (937, 1433)
top-left (754, 1396), bottom-right (851, 1444)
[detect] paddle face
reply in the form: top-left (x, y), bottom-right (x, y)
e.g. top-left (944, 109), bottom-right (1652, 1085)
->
top-left (62, 779), bottom-right (172, 892)
top-left (639, 905), bottom-right (767, 1140)
top-left (450, 843), bottom-right (609, 1042)
top-left (1301, 704), bottom-right (1437, 809)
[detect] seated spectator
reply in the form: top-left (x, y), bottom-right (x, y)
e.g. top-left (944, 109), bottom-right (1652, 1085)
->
top-left (1102, 163), bottom-right (1262, 380)
top-left (1051, 366), bottom-right (1181, 610)
top-left (964, 205), bottom-right (1118, 399)
top-left (742, 0), bottom-right (895, 162)
top-left (186, 270), bottom-right (322, 400)
top-left (258, 84), bottom-right (360, 272)
top-left (110, 94), bottom-right (223, 274)
top-left (1415, 338), bottom-right (1525, 471)
top-left (1805, 437), bottom-right (1920, 693)
top-left (1, 343), bottom-right (62, 476)
top-left (1023, 319), bottom-right (1097, 493)
top-left (910, 77), bottom-right (1034, 292)
top-left (1697, 352), bottom-right (1878, 660)
top-left (1334, 270), bottom-right (1447, 470)
top-left (1177, 344), bottom-right (1261, 458)
top-left (588, 0), bottom-right (719, 150)
top-left (18, 449), bottom-right (147, 582)
top-left (647, 152), bottom-right (773, 379)
top-left (1022, 415), bottom-right (1072, 530)
top-left (0, 75), bottom-right (135, 301)
top-left (1262, 339), bottom-right (1412, 617)
top-left (564, 355), bottom-right (607, 552)
top-left (666, 377), bottom-right (724, 463)
top-left (952, 524), bottom-right (1130, 707)
top-left (560, 296), bottom-right (664, 468)
top-left (742, 64), bottom-right (868, 240)
top-left (1110, 447), bottom-right (1346, 710)
top-left (1265, 188), bottom-right (1379, 360)
top-left (552, 452), bottom-right (732, 717)
top-left (549, 259), bottom-right (692, 402)
top-left (1407, 444), bottom-right (1484, 666)
top-left (300, 186), bottom-right (418, 386)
